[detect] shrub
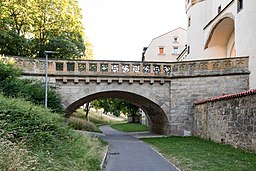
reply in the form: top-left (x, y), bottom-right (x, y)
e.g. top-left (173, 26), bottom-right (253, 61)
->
top-left (0, 59), bottom-right (63, 113)
top-left (0, 137), bottom-right (39, 171)
top-left (0, 93), bottom-right (67, 145)
top-left (0, 56), bottom-right (21, 81)
top-left (1, 78), bottom-right (63, 113)
top-left (0, 94), bottom-right (106, 170)
top-left (67, 116), bottom-right (97, 132)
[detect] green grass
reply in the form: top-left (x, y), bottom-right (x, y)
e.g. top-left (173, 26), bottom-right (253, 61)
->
top-left (141, 136), bottom-right (256, 171)
top-left (67, 116), bottom-right (99, 132)
top-left (110, 123), bottom-right (149, 132)
top-left (72, 109), bottom-right (126, 132)
top-left (0, 94), bottom-right (107, 171)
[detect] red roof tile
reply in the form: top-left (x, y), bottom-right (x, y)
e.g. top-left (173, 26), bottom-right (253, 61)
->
top-left (194, 89), bottom-right (256, 105)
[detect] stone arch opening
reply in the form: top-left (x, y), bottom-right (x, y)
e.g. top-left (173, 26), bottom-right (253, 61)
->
top-left (65, 91), bottom-right (169, 135)
top-left (205, 15), bottom-right (235, 58)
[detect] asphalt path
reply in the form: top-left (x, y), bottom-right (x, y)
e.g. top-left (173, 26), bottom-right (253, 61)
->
top-left (99, 125), bottom-right (179, 171)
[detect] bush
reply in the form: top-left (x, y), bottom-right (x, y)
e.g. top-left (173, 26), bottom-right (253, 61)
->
top-left (0, 93), bottom-right (67, 145)
top-left (67, 116), bottom-right (97, 132)
top-left (1, 78), bottom-right (63, 113)
top-left (0, 56), bottom-right (21, 81)
top-left (0, 94), bottom-right (106, 170)
top-left (0, 59), bottom-right (63, 113)
top-left (0, 137), bottom-right (38, 171)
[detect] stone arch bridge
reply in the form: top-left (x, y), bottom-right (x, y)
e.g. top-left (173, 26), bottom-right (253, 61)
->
top-left (9, 56), bottom-right (250, 135)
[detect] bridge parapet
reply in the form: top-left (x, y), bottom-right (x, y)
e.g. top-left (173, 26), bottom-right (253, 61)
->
top-left (2, 56), bottom-right (249, 78)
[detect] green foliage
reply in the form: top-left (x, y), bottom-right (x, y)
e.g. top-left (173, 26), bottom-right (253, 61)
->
top-left (0, 30), bottom-right (30, 56)
top-left (0, 94), bottom-right (66, 145)
top-left (85, 36), bottom-right (94, 59)
top-left (0, 94), bottom-right (106, 170)
top-left (111, 123), bottom-right (149, 132)
top-left (0, 0), bottom-right (92, 59)
top-left (45, 34), bottom-right (85, 59)
top-left (0, 60), bottom-right (63, 112)
top-left (92, 98), bottom-right (140, 117)
top-left (0, 56), bottom-right (21, 81)
top-left (142, 136), bottom-right (256, 171)
top-left (0, 138), bottom-right (39, 171)
top-left (2, 79), bottom-right (63, 113)
top-left (67, 116), bottom-right (97, 132)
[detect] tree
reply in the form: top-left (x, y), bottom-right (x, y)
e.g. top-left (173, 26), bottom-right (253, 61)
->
top-left (91, 98), bottom-right (140, 117)
top-left (2, 0), bottom-right (34, 35)
top-left (0, 0), bottom-right (88, 59)
top-left (85, 37), bottom-right (94, 60)
top-left (0, 29), bottom-right (30, 56)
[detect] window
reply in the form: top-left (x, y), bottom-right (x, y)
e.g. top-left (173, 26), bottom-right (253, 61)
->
top-left (238, 0), bottom-right (243, 13)
top-left (172, 47), bottom-right (179, 55)
top-left (188, 16), bottom-right (191, 27)
top-left (173, 36), bottom-right (179, 43)
top-left (158, 47), bottom-right (165, 55)
top-left (218, 5), bottom-right (221, 13)
top-left (187, 45), bottom-right (190, 54)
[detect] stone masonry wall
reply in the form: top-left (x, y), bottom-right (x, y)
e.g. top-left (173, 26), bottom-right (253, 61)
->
top-left (194, 89), bottom-right (256, 152)
top-left (169, 74), bottom-right (249, 136)
top-left (6, 56), bottom-right (250, 136)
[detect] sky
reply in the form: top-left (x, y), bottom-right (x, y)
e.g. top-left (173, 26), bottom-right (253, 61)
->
top-left (78, 0), bottom-right (187, 61)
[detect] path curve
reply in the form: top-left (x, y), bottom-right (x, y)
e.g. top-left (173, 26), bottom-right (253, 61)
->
top-left (99, 125), bottom-right (179, 171)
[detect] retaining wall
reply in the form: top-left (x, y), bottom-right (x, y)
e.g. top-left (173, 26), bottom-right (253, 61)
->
top-left (194, 89), bottom-right (256, 152)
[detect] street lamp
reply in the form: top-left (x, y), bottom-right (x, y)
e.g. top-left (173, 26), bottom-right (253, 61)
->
top-left (44, 51), bottom-right (56, 108)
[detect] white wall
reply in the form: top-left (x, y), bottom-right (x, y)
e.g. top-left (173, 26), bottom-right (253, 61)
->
top-left (144, 28), bottom-right (187, 62)
top-left (186, 0), bottom-right (256, 88)
top-left (236, 0), bottom-right (256, 88)
top-left (186, 1), bottom-right (207, 60)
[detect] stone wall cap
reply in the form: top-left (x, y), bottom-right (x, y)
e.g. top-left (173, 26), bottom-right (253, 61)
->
top-left (194, 88), bottom-right (256, 105)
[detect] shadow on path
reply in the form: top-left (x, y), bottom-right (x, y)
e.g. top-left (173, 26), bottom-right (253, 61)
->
top-left (99, 125), bottom-right (179, 171)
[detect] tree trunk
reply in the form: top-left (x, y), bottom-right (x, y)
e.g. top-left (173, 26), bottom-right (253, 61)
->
top-left (85, 102), bottom-right (90, 118)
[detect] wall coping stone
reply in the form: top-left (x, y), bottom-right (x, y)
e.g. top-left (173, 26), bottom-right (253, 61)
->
top-left (194, 88), bottom-right (256, 105)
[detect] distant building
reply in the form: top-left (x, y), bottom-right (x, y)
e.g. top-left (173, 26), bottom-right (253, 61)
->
top-left (185, 0), bottom-right (256, 88)
top-left (142, 27), bottom-right (187, 62)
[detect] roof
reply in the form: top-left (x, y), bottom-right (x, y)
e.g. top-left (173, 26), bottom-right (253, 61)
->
top-left (144, 27), bottom-right (187, 56)
top-left (194, 89), bottom-right (256, 105)
top-left (152, 27), bottom-right (187, 40)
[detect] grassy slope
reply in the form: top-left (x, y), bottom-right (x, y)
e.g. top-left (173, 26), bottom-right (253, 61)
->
top-left (71, 109), bottom-right (126, 132)
top-left (0, 94), bottom-right (106, 171)
top-left (141, 136), bottom-right (256, 171)
top-left (110, 123), bottom-right (149, 132)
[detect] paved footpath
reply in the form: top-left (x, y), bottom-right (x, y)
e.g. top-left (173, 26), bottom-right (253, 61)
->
top-left (99, 125), bottom-right (179, 171)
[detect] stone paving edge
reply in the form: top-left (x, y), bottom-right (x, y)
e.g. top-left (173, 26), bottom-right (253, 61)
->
top-left (100, 145), bottom-right (109, 171)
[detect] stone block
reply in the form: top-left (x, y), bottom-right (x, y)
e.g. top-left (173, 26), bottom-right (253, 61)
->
top-left (108, 78), bottom-right (112, 84)
top-left (74, 77), bottom-right (79, 84)
top-left (118, 78), bottom-right (123, 84)
top-left (85, 77), bottom-right (90, 84)
top-left (140, 79), bottom-right (144, 84)
top-left (97, 77), bottom-right (101, 84)
top-left (63, 77), bottom-right (67, 83)
top-left (129, 78), bottom-right (133, 84)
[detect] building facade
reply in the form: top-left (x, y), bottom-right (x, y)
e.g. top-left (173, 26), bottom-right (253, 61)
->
top-left (143, 27), bottom-right (187, 62)
top-left (185, 0), bottom-right (256, 88)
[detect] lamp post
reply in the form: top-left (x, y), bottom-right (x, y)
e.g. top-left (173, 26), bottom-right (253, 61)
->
top-left (44, 51), bottom-right (56, 108)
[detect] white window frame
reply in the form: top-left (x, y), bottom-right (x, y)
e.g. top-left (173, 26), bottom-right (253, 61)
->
top-left (173, 36), bottom-right (179, 43)
top-left (172, 46), bottom-right (179, 55)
